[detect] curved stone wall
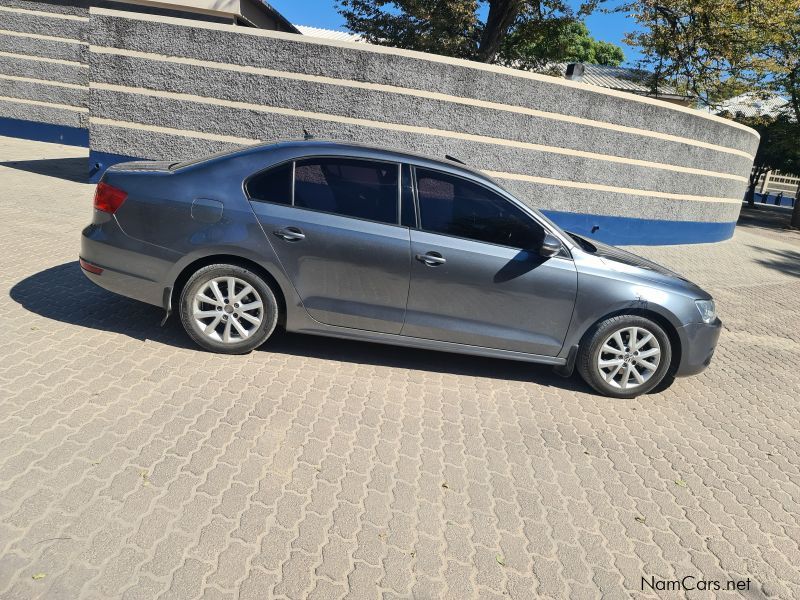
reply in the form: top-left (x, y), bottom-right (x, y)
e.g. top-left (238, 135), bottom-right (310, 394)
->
top-left (4, 3), bottom-right (760, 244)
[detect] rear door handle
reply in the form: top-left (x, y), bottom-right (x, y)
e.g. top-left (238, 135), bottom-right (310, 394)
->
top-left (415, 251), bottom-right (446, 266)
top-left (274, 227), bottom-right (305, 242)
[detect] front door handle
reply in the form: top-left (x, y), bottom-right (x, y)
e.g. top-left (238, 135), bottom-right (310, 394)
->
top-left (415, 251), bottom-right (446, 266)
top-left (274, 227), bottom-right (305, 242)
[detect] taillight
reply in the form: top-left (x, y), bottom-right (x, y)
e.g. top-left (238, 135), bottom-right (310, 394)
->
top-left (93, 182), bottom-right (128, 214)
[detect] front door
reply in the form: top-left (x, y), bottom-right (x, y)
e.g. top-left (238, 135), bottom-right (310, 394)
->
top-left (248, 157), bottom-right (411, 334)
top-left (401, 168), bottom-right (577, 356)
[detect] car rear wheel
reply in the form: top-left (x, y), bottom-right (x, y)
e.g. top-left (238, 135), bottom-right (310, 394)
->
top-left (179, 264), bottom-right (279, 354)
top-left (577, 315), bottom-right (673, 399)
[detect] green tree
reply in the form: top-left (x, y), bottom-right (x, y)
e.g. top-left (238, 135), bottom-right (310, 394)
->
top-left (758, 6), bottom-right (800, 123)
top-left (336, 0), bottom-right (480, 60)
top-left (619, 1), bottom-right (763, 103)
top-left (501, 20), bottom-right (625, 69)
top-left (335, 0), bottom-right (622, 70)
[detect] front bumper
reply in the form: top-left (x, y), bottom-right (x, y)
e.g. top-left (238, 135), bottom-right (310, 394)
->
top-left (675, 317), bottom-right (722, 377)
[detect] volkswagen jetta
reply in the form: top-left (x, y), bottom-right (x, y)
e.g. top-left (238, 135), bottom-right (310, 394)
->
top-left (80, 140), bottom-right (721, 398)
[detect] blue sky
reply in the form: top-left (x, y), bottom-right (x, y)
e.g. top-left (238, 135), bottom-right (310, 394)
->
top-left (268, 0), bottom-right (643, 65)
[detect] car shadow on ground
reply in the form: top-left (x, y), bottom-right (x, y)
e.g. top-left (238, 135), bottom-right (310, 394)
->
top-left (9, 261), bottom-right (196, 350)
top-left (267, 329), bottom-right (589, 390)
top-left (0, 156), bottom-right (89, 184)
top-left (10, 261), bottom-right (592, 392)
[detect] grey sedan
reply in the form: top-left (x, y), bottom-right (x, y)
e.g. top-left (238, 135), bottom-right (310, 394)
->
top-left (80, 140), bottom-right (721, 398)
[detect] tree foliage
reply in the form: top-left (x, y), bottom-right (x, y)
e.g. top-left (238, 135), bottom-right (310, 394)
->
top-left (335, 0), bottom-right (624, 70)
top-left (502, 20), bottom-right (625, 69)
top-left (758, 4), bottom-right (800, 123)
top-left (619, 0), bottom-right (799, 113)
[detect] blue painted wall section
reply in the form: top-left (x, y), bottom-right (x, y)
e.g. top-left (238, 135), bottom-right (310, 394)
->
top-left (0, 117), bottom-right (89, 148)
top-left (541, 210), bottom-right (737, 246)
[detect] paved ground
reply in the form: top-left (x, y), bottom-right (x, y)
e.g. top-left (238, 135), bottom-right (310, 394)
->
top-left (737, 203), bottom-right (800, 249)
top-left (1, 136), bottom-right (799, 600)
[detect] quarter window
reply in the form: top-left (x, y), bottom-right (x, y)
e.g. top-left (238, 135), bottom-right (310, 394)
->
top-left (245, 162), bottom-right (292, 205)
top-left (416, 169), bottom-right (544, 249)
top-left (294, 158), bottom-right (399, 225)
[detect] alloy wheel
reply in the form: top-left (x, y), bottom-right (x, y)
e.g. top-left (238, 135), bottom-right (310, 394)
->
top-left (192, 276), bottom-right (264, 343)
top-left (597, 326), bottom-right (661, 390)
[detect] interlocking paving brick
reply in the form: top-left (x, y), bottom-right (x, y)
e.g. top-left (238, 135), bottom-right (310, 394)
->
top-left (2, 136), bottom-right (800, 598)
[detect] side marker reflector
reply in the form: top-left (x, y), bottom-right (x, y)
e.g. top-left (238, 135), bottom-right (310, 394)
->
top-left (80, 258), bottom-right (103, 274)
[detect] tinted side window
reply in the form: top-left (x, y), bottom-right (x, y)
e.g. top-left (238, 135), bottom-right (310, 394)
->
top-left (246, 162), bottom-right (292, 205)
top-left (416, 169), bottom-right (544, 249)
top-left (294, 158), bottom-right (399, 224)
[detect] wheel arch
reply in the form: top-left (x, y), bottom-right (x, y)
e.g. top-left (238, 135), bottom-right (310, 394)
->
top-left (578, 307), bottom-right (683, 376)
top-left (170, 254), bottom-right (288, 327)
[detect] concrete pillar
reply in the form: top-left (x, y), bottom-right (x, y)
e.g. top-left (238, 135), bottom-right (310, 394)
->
top-left (760, 170), bottom-right (772, 193)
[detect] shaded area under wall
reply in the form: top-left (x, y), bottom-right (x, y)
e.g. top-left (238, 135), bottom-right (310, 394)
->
top-left (0, 156), bottom-right (89, 183)
top-left (737, 204), bottom-right (800, 249)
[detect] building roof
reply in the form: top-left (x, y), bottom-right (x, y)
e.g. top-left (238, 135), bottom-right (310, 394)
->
top-left (256, 1), bottom-right (300, 32)
top-left (109, 0), bottom-right (299, 31)
top-left (555, 63), bottom-right (686, 99)
top-left (714, 92), bottom-right (791, 119)
top-left (292, 25), bottom-right (362, 43)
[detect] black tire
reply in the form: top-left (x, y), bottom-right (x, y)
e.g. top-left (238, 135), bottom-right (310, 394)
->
top-left (179, 264), bottom-right (279, 354)
top-left (577, 315), bottom-right (673, 399)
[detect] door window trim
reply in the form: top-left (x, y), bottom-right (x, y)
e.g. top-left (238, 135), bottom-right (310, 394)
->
top-left (401, 164), bottom-right (419, 229)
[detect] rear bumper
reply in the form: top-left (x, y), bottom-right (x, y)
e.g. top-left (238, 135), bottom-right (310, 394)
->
top-left (80, 219), bottom-right (175, 308)
top-left (675, 318), bottom-right (722, 377)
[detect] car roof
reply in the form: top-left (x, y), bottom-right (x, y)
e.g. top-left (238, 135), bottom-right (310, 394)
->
top-left (230, 139), bottom-right (496, 184)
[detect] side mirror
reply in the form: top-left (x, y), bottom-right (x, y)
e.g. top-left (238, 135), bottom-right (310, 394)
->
top-left (539, 233), bottom-right (561, 258)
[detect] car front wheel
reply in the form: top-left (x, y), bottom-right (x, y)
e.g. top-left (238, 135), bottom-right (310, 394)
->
top-left (179, 264), bottom-right (279, 354)
top-left (577, 315), bottom-right (673, 398)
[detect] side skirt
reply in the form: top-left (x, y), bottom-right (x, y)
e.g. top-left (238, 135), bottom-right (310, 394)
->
top-left (290, 324), bottom-right (568, 366)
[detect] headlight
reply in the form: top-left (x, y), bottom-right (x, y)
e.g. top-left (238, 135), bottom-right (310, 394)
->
top-left (695, 299), bottom-right (716, 323)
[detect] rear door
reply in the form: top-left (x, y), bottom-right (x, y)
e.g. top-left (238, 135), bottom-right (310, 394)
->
top-left (401, 168), bottom-right (577, 356)
top-left (247, 157), bottom-right (411, 334)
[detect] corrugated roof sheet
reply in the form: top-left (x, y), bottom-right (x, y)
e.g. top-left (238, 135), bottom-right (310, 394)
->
top-left (714, 92), bottom-right (791, 118)
top-left (293, 25), bottom-right (362, 43)
top-left (554, 63), bottom-right (682, 97)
